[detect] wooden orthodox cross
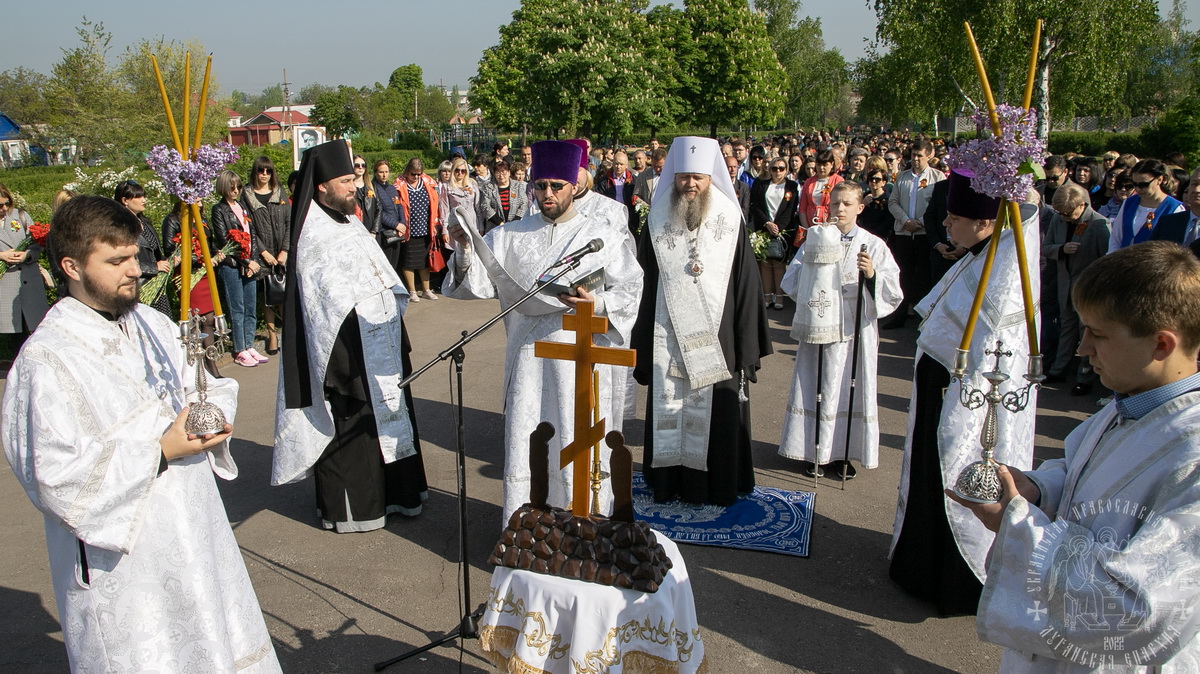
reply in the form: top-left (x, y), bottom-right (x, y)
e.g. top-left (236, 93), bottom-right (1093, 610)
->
top-left (533, 301), bottom-right (636, 517)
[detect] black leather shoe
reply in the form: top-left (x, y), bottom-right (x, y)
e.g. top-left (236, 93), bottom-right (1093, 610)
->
top-left (1071, 383), bottom-right (1094, 396)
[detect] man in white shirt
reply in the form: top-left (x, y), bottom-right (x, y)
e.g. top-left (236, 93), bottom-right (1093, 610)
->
top-left (885, 139), bottom-right (945, 328)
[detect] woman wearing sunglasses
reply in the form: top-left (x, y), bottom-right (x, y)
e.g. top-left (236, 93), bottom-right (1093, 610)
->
top-left (394, 157), bottom-right (448, 300)
top-left (1108, 158), bottom-right (1184, 252)
top-left (242, 156), bottom-right (290, 354)
top-left (747, 159), bottom-right (799, 309)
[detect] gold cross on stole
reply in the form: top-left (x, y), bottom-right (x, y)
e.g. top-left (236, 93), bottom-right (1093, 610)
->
top-left (533, 301), bottom-right (636, 517)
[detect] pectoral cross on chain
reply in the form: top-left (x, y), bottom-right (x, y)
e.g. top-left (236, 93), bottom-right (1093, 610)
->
top-left (533, 301), bottom-right (637, 516)
top-left (808, 290), bottom-right (832, 318)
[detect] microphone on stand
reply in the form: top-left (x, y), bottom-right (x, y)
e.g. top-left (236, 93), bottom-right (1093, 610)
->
top-left (548, 238), bottom-right (604, 268)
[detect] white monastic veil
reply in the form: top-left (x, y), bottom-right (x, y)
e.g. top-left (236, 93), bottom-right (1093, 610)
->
top-left (651, 136), bottom-right (742, 217)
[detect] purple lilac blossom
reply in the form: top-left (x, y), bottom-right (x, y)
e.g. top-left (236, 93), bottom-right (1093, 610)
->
top-left (146, 142), bottom-right (239, 203)
top-left (945, 105), bottom-right (1047, 203)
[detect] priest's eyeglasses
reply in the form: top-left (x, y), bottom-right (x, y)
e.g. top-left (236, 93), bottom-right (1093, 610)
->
top-left (534, 180), bottom-right (571, 192)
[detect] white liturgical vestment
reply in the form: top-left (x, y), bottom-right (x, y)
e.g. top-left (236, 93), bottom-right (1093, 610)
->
top-left (444, 208), bottom-right (643, 522)
top-left (273, 204), bottom-right (415, 486)
top-left (2, 298), bottom-right (279, 673)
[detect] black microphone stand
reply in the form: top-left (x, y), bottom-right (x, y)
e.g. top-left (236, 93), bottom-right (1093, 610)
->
top-left (375, 257), bottom-right (585, 671)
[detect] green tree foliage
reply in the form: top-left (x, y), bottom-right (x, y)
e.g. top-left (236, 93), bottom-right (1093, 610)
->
top-left (0, 67), bottom-right (50, 125)
top-left (310, 86), bottom-right (362, 138)
top-left (296, 82), bottom-right (336, 105)
top-left (33, 20), bottom-right (225, 162)
top-left (1122, 0), bottom-right (1198, 115)
top-left (389, 65), bottom-right (424, 94)
top-left (1140, 96), bottom-right (1200, 168)
top-left (471, 0), bottom-right (680, 141)
top-left (682, 0), bottom-right (787, 136)
top-left (859, 0), bottom-right (1161, 136)
top-left (754, 0), bottom-right (850, 128)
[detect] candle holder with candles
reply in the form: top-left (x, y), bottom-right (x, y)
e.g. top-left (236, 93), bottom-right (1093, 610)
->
top-left (182, 309), bottom-right (230, 435)
top-left (953, 341), bottom-right (1043, 503)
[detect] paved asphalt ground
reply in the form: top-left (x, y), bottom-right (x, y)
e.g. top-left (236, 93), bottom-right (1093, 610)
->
top-left (0, 293), bottom-right (1097, 673)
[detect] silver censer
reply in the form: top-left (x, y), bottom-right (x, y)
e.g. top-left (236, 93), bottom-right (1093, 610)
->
top-left (181, 310), bottom-right (231, 435)
top-left (951, 341), bottom-right (1042, 503)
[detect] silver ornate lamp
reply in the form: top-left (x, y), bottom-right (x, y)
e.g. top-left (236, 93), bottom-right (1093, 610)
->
top-left (952, 341), bottom-right (1043, 503)
top-left (181, 310), bottom-right (231, 435)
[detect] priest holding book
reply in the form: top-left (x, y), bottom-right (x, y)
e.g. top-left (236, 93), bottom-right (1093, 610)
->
top-left (444, 140), bottom-right (643, 522)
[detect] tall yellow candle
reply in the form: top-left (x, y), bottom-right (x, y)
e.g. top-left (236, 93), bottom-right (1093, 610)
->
top-left (179, 206), bottom-right (192, 320)
top-left (150, 55), bottom-right (184, 154)
top-left (1022, 20), bottom-right (1043, 110)
top-left (181, 53), bottom-right (191, 156)
top-left (189, 202), bottom-right (224, 317)
top-left (192, 56), bottom-right (213, 153)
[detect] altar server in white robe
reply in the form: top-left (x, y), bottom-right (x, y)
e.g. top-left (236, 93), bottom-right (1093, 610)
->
top-left (951, 242), bottom-right (1200, 673)
top-left (2, 196), bottom-right (280, 673)
top-left (444, 140), bottom-right (643, 522)
top-left (889, 168), bottom-right (1041, 616)
top-left (274, 139), bottom-right (427, 533)
top-left (779, 181), bottom-right (902, 478)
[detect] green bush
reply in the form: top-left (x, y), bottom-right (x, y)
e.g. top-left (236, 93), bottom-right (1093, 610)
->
top-left (1140, 97), bottom-right (1200, 169)
top-left (393, 132), bottom-right (437, 151)
top-left (364, 149), bottom-right (447, 174)
top-left (228, 144), bottom-right (296, 189)
top-left (1046, 132), bottom-right (1147, 158)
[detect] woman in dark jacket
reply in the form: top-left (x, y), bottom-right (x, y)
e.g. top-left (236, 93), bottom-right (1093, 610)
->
top-left (162, 200), bottom-right (222, 374)
top-left (242, 155), bottom-right (289, 354)
top-left (115, 179), bottom-right (172, 317)
top-left (370, 159), bottom-right (405, 271)
top-left (353, 154), bottom-right (381, 234)
top-left (211, 170), bottom-right (264, 368)
top-left (747, 157), bottom-right (800, 310)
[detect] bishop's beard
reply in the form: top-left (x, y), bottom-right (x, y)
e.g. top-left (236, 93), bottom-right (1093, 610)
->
top-left (669, 185), bottom-right (711, 232)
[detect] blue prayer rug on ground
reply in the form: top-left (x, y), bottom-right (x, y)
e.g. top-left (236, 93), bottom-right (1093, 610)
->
top-left (632, 472), bottom-right (815, 557)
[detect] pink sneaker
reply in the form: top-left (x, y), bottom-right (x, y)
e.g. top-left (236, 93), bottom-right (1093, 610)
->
top-left (234, 351), bottom-right (258, 367)
top-left (248, 348), bottom-right (269, 363)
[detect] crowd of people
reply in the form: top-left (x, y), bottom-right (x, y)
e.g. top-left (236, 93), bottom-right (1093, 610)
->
top-left (3, 125), bottom-right (1200, 672)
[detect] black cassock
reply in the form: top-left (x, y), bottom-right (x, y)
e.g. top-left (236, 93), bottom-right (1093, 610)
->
top-left (316, 310), bottom-right (428, 529)
top-left (632, 221), bottom-right (771, 506)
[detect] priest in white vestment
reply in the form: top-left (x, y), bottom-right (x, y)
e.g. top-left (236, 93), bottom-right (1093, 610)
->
top-left (444, 140), bottom-right (643, 523)
top-left (951, 242), bottom-right (1200, 673)
top-left (631, 136), bottom-right (772, 506)
top-left (889, 168), bottom-right (1040, 616)
top-left (779, 181), bottom-right (902, 478)
top-left (2, 196), bottom-right (280, 672)
top-left (274, 140), bottom-right (427, 533)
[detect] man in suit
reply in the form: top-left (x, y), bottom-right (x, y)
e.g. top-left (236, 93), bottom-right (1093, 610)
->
top-left (596, 149), bottom-right (638, 234)
top-left (884, 139), bottom-right (945, 328)
top-left (633, 148), bottom-right (667, 206)
top-left (1041, 183), bottom-right (1110, 395)
top-left (630, 149), bottom-right (648, 178)
top-left (726, 155), bottom-right (751, 218)
top-left (1151, 167), bottom-right (1200, 246)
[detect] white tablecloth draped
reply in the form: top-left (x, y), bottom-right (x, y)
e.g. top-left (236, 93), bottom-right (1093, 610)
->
top-left (479, 536), bottom-right (705, 673)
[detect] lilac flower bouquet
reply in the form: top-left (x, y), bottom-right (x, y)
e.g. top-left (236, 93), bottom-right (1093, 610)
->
top-left (146, 142), bottom-right (239, 204)
top-left (945, 105), bottom-right (1047, 203)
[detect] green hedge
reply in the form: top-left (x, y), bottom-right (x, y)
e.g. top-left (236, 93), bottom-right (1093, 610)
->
top-left (1046, 132), bottom-right (1148, 158)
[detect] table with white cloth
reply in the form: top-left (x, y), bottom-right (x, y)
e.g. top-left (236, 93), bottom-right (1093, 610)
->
top-left (478, 536), bottom-right (705, 674)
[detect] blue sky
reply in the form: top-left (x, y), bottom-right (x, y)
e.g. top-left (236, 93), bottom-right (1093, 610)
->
top-left (4, 0), bottom-right (1195, 97)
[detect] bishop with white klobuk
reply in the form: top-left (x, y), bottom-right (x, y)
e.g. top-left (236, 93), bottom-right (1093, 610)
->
top-left (632, 136), bottom-right (772, 506)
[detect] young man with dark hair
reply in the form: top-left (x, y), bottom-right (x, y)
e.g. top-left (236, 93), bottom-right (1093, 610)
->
top-left (3, 195), bottom-right (280, 672)
top-left (952, 241), bottom-right (1200, 671)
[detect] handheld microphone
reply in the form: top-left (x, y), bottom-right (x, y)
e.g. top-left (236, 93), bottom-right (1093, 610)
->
top-left (551, 238), bottom-right (604, 267)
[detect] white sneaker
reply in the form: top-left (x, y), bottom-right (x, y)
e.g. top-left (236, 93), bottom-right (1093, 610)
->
top-left (421, 290), bottom-right (439, 300)
top-left (248, 348), bottom-right (268, 363)
top-left (234, 351), bottom-right (258, 367)
top-left (409, 293), bottom-right (420, 302)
